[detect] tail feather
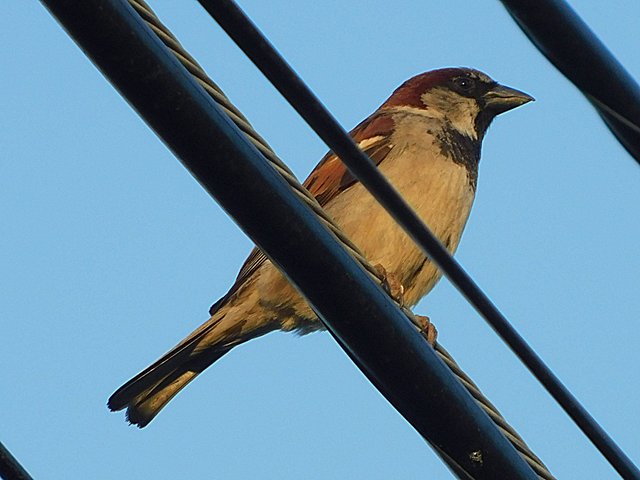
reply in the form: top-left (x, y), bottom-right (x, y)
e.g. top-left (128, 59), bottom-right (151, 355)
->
top-left (108, 305), bottom-right (276, 427)
top-left (107, 314), bottom-right (225, 414)
top-left (123, 348), bottom-right (231, 428)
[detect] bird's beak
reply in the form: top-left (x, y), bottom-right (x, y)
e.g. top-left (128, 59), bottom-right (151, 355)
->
top-left (484, 84), bottom-right (534, 115)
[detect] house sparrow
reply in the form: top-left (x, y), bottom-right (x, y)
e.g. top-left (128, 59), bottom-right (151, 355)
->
top-left (108, 67), bottom-right (532, 427)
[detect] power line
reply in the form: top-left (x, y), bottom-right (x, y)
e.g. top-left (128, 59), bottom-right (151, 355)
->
top-left (195, 1), bottom-right (640, 478)
top-left (0, 441), bottom-right (32, 480)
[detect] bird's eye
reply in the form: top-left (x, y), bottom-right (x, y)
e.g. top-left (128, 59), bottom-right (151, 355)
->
top-left (453, 76), bottom-right (475, 92)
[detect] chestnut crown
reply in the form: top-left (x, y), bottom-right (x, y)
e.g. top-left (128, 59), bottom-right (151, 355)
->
top-left (382, 68), bottom-right (533, 139)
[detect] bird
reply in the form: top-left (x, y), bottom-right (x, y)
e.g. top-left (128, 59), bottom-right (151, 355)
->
top-left (108, 67), bottom-right (533, 427)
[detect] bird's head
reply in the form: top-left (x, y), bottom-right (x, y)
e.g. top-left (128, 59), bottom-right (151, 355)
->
top-left (381, 68), bottom-right (533, 140)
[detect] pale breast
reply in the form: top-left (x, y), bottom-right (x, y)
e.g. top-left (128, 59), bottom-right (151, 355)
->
top-left (323, 117), bottom-right (476, 306)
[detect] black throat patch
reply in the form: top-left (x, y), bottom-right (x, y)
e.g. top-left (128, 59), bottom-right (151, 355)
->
top-left (434, 125), bottom-right (481, 190)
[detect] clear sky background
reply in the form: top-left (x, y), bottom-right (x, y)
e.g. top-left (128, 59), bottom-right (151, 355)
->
top-left (2, 1), bottom-right (639, 479)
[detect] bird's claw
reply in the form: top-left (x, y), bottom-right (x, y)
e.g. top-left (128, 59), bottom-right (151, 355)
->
top-left (412, 314), bottom-right (438, 346)
top-left (373, 264), bottom-right (436, 346)
top-left (374, 263), bottom-right (405, 307)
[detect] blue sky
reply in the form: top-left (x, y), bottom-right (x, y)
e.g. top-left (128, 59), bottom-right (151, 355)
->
top-left (2, 1), bottom-right (639, 478)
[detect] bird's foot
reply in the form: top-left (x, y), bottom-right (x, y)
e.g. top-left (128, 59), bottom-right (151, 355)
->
top-left (412, 314), bottom-right (438, 346)
top-left (373, 264), bottom-right (436, 346)
top-left (374, 263), bottom-right (405, 307)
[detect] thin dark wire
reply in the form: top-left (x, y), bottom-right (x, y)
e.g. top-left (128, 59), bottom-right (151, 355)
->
top-left (587, 94), bottom-right (640, 135)
top-left (194, 1), bottom-right (640, 478)
top-left (127, 1), bottom-right (554, 478)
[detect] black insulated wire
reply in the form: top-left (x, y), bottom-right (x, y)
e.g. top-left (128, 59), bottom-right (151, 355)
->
top-left (195, 1), bottom-right (640, 478)
top-left (0, 441), bottom-right (33, 480)
top-left (499, 0), bottom-right (640, 164)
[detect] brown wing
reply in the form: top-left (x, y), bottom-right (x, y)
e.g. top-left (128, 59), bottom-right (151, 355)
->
top-left (304, 112), bottom-right (395, 205)
top-left (210, 112), bottom-right (396, 315)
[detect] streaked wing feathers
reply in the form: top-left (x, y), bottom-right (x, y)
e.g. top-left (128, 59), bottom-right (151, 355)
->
top-left (304, 112), bottom-right (395, 205)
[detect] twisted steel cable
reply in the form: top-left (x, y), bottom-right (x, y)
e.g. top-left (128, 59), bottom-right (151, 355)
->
top-left (127, 1), bottom-right (555, 478)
